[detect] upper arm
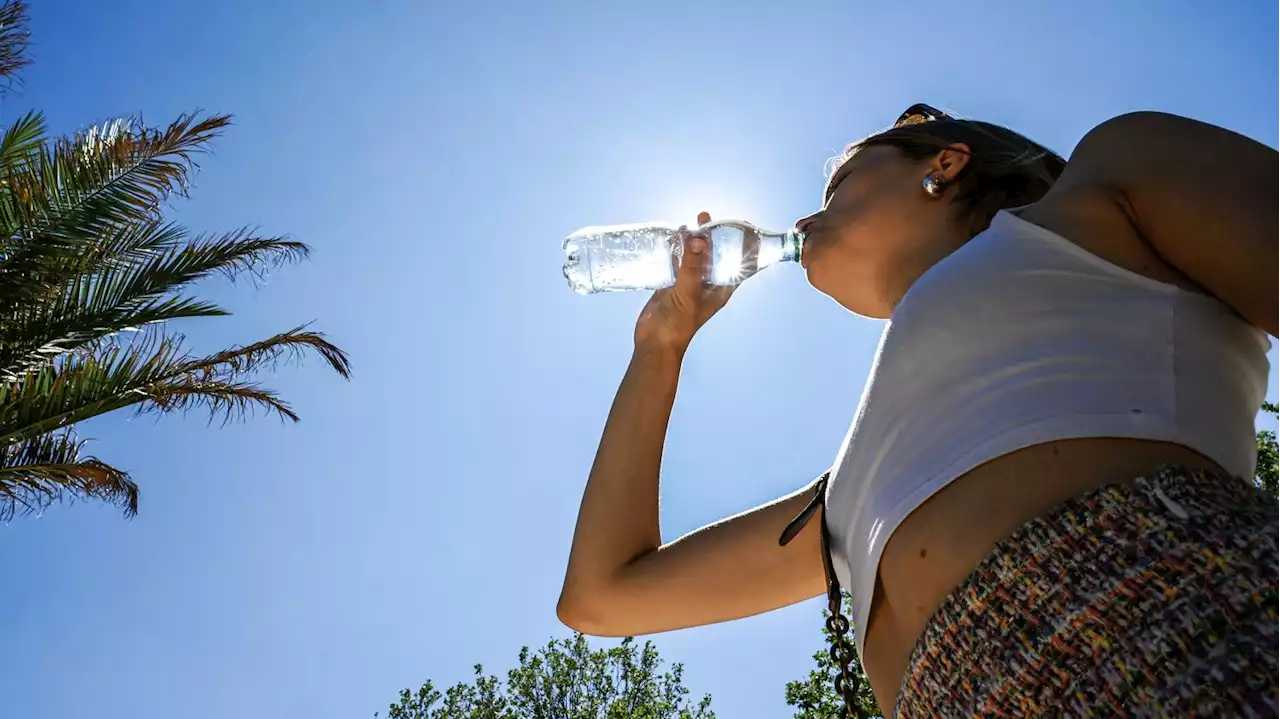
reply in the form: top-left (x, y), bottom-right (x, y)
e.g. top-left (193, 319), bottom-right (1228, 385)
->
top-left (1059, 111), bottom-right (1278, 336)
top-left (558, 478), bottom-right (828, 637)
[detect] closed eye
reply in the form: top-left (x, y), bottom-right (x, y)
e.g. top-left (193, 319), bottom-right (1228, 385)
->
top-left (824, 170), bottom-right (850, 207)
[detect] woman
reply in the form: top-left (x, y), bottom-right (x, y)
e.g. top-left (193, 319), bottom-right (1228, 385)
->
top-left (557, 104), bottom-right (1278, 716)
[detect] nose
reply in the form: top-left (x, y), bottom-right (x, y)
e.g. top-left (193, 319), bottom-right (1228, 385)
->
top-left (794, 211), bottom-right (821, 234)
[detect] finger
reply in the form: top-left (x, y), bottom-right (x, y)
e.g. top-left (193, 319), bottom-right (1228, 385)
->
top-left (673, 231), bottom-right (709, 301)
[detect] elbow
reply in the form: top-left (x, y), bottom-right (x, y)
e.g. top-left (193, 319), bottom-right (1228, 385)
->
top-left (555, 591), bottom-right (592, 634)
top-left (556, 585), bottom-right (629, 637)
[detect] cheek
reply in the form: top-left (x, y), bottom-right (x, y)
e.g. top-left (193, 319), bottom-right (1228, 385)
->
top-left (803, 225), bottom-right (895, 297)
top-left (812, 224), bottom-right (876, 271)
top-left (829, 172), bottom-right (919, 236)
top-left (818, 198), bottom-right (918, 277)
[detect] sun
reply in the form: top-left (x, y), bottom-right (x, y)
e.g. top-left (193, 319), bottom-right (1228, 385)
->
top-left (658, 184), bottom-right (760, 227)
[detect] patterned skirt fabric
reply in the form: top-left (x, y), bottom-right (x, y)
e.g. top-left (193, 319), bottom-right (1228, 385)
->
top-left (895, 464), bottom-right (1279, 718)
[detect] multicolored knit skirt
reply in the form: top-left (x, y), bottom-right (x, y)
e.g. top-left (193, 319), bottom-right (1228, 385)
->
top-left (895, 464), bottom-right (1279, 718)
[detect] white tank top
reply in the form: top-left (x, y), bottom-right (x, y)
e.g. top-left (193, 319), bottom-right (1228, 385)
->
top-left (824, 210), bottom-right (1272, 659)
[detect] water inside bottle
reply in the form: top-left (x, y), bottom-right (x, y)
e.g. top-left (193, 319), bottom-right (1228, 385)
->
top-left (562, 223), bottom-right (679, 293)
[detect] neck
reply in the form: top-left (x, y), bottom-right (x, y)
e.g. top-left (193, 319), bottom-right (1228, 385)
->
top-left (882, 224), bottom-right (971, 315)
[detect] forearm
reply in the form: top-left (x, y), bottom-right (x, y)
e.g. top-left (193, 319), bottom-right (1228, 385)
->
top-left (558, 342), bottom-right (828, 637)
top-left (561, 344), bottom-right (683, 599)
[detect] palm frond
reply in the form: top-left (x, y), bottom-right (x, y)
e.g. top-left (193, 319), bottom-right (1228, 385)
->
top-left (133, 325), bottom-right (351, 425)
top-left (0, 114), bottom-right (233, 342)
top-left (0, 112), bottom-right (232, 257)
top-left (0, 428), bottom-right (137, 520)
top-left (103, 226), bottom-right (310, 293)
top-left (0, 326), bottom-right (350, 445)
top-left (172, 324), bottom-right (351, 381)
top-left (0, 110), bottom-right (44, 172)
top-left (0, 330), bottom-right (186, 443)
top-left (0, 220), bottom-right (187, 317)
top-left (0, 225), bottom-right (309, 377)
top-left (0, 293), bottom-right (226, 381)
top-left (44, 212), bottom-right (186, 273)
top-left (0, 1), bottom-right (30, 93)
top-left (145, 378), bottom-right (298, 424)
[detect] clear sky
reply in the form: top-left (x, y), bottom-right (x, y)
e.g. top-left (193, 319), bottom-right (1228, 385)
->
top-left (1, 1), bottom-right (1276, 717)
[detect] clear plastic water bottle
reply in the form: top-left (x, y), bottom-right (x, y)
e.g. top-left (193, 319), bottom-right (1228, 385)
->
top-left (561, 219), bottom-right (804, 294)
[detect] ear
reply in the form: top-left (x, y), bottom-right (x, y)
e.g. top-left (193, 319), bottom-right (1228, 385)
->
top-left (931, 143), bottom-right (972, 182)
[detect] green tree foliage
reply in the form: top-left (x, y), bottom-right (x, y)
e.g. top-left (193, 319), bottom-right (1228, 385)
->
top-left (784, 595), bottom-right (880, 719)
top-left (788, 406), bottom-right (1280, 717)
top-left (378, 634), bottom-right (714, 719)
top-left (0, 1), bottom-right (349, 519)
top-left (1255, 401), bottom-right (1278, 498)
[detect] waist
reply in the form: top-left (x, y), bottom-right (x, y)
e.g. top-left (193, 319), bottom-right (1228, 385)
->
top-left (859, 437), bottom-right (1226, 710)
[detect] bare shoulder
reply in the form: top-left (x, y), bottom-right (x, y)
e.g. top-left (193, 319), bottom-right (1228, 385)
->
top-left (1013, 169), bottom-right (1203, 293)
top-left (1014, 110), bottom-right (1279, 301)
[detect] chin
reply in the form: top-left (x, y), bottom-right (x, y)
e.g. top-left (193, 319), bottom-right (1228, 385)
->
top-left (803, 261), bottom-right (830, 297)
top-left (804, 261), bottom-right (848, 304)
top-left (806, 264), bottom-right (886, 318)
top-left (853, 304), bottom-right (892, 320)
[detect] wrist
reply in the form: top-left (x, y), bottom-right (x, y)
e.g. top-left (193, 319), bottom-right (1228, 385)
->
top-left (631, 338), bottom-right (687, 368)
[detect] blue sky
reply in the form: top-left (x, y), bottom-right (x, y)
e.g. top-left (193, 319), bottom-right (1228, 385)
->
top-left (1, 1), bottom-right (1276, 717)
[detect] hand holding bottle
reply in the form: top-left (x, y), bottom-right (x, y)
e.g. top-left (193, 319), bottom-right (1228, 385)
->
top-left (632, 211), bottom-right (734, 357)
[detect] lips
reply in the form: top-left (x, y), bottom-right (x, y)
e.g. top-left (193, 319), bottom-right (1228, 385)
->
top-left (799, 229), bottom-right (820, 267)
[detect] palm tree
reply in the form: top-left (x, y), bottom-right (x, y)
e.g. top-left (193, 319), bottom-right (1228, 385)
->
top-left (0, 0), bottom-right (350, 520)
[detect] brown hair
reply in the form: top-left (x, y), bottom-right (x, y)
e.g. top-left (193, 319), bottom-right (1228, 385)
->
top-left (827, 118), bottom-right (1067, 235)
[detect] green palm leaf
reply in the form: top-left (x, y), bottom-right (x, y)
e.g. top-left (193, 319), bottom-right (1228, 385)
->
top-left (0, 113), bottom-right (233, 298)
top-left (0, 220), bottom-right (189, 325)
top-left (0, 223), bottom-right (310, 377)
top-left (2, 112), bottom-right (232, 237)
top-left (0, 428), bottom-right (137, 520)
top-left (0, 325), bottom-right (350, 446)
top-left (0, 110), bottom-right (44, 172)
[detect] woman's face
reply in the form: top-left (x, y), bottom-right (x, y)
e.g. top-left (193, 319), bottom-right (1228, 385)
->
top-left (795, 144), bottom-right (970, 318)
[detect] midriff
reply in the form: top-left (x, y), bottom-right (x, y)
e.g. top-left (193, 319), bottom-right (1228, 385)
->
top-left (860, 436), bottom-right (1226, 711)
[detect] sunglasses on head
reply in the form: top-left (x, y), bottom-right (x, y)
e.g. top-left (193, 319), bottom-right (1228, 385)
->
top-left (894, 103), bottom-right (953, 127)
top-left (821, 103), bottom-right (958, 203)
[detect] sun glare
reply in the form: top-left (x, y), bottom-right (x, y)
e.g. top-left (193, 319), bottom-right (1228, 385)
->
top-left (713, 241), bottom-right (744, 285)
top-left (659, 184), bottom-right (758, 227)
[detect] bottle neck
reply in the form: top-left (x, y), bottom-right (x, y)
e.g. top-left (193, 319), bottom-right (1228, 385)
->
top-left (759, 229), bottom-right (802, 268)
top-left (699, 219), bottom-right (803, 273)
top-left (781, 230), bottom-right (803, 264)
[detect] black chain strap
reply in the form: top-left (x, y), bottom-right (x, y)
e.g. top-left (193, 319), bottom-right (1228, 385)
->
top-left (779, 472), bottom-right (860, 716)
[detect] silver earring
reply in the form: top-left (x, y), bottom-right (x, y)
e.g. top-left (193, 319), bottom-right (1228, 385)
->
top-left (923, 175), bottom-right (945, 197)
